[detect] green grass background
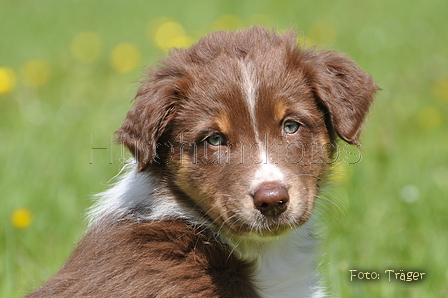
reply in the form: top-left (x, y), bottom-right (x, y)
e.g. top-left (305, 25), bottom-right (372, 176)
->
top-left (1, 0), bottom-right (448, 297)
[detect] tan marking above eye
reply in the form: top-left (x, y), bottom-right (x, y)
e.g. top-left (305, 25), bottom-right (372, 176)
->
top-left (274, 100), bottom-right (288, 123)
top-left (216, 112), bottom-right (231, 135)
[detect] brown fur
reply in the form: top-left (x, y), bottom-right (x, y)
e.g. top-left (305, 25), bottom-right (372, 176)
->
top-left (27, 219), bottom-right (260, 298)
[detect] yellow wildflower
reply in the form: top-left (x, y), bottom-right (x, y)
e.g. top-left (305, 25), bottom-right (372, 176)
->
top-left (110, 43), bottom-right (141, 73)
top-left (0, 67), bottom-right (16, 94)
top-left (11, 208), bottom-right (33, 230)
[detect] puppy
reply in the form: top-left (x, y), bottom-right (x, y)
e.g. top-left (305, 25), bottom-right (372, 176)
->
top-left (27, 27), bottom-right (377, 298)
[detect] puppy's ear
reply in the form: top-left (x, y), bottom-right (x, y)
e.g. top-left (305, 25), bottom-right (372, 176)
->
top-left (309, 51), bottom-right (378, 145)
top-left (116, 70), bottom-right (185, 172)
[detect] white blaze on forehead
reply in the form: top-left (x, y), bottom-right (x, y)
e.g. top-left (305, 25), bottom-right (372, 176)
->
top-left (240, 61), bottom-right (260, 142)
top-left (239, 61), bottom-right (285, 190)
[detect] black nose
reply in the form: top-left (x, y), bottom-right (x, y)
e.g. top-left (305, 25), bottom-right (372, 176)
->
top-left (253, 183), bottom-right (289, 217)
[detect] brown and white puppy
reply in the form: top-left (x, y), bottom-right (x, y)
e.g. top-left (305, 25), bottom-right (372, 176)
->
top-left (27, 27), bottom-right (377, 298)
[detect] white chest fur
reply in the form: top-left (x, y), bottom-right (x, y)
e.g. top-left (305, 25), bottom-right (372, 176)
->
top-left (230, 224), bottom-right (325, 298)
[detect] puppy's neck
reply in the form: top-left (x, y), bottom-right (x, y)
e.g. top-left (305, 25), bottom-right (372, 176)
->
top-left (224, 223), bottom-right (322, 298)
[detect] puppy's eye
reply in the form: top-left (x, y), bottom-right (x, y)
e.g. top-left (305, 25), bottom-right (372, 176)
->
top-left (283, 120), bottom-right (300, 135)
top-left (206, 134), bottom-right (226, 146)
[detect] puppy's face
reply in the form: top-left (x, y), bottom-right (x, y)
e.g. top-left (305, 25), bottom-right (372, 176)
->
top-left (118, 28), bottom-right (377, 238)
top-left (163, 62), bottom-right (332, 237)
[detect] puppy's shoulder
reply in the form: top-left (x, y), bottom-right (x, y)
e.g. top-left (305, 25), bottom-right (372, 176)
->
top-left (27, 219), bottom-right (260, 298)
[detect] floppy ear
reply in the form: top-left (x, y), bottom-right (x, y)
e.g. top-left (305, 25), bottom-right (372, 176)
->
top-left (116, 70), bottom-right (184, 172)
top-left (309, 51), bottom-right (378, 145)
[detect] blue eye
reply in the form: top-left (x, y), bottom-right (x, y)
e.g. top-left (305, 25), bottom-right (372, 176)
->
top-left (206, 134), bottom-right (226, 146)
top-left (284, 120), bottom-right (300, 135)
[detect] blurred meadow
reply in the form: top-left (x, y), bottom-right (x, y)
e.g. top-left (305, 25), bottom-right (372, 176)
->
top-left (1, 0), bottom-right (448, 297)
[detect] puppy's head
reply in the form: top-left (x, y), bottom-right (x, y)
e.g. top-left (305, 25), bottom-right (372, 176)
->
top-left (118, 27), bottom-right (377, 237)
